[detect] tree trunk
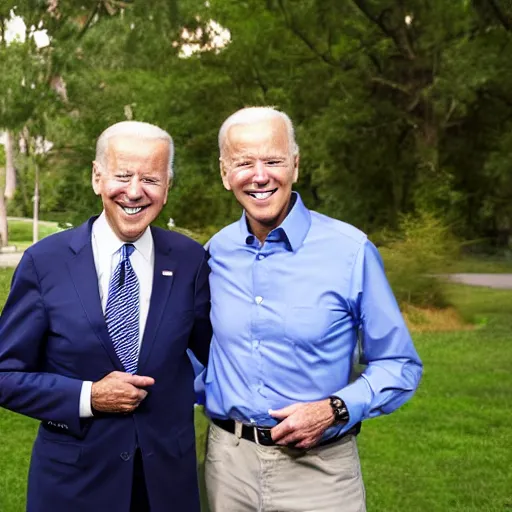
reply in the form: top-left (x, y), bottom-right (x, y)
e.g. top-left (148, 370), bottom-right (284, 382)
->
top-left (4, 131), bottom-right (16, 200)
top-left (33, 160), bottom-right (39, 244)
top-left (413, 119), bottom-right (441, 211)
top-left (0, 165), bottom-right (8, 247)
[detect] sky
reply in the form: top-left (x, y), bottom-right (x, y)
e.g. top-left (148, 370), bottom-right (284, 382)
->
top-left (3, 8), bottom-right (230, 54)
top-left (3, 10), bottom-right (51, 48)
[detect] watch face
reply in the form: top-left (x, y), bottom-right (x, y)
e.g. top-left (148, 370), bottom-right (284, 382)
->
top-left (330, 396), bottom-right (349, 423)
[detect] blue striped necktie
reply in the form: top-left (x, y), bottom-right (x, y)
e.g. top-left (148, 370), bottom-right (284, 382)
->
top-left (105, 243), bottom-right (140, 374)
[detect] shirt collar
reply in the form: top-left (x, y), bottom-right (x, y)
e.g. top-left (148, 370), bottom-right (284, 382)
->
top-left (238, 191), bottom-right (311, 252)
top-left (93, 211), bottom-right (153, 261)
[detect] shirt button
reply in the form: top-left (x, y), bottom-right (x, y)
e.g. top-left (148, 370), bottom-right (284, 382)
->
top-left (120, 452), bottom-right (131, 461)
top-left (257, 254), bottom-right (265, 260)
top-left (255, 296), bottom-right (263, 305)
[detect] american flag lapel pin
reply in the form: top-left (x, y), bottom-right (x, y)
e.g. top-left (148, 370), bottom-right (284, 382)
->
top-left (162, 270), bottom-right (173, 277)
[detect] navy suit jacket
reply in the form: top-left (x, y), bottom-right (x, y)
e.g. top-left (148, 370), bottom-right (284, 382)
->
top-left (0, 218), bottom-right (212, 512)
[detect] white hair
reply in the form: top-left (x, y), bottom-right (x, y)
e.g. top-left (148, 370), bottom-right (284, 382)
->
top-left (218, 107), bottom-right (299, 157)
top-left (95, 121), bottom-right (174, 179)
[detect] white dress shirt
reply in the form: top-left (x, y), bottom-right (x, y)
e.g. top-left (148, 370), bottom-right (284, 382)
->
top-left (79, 212), bottom-right (155, 417)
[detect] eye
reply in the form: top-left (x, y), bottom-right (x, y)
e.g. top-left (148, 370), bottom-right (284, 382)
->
top-left (266, 159), bottom-right (285, 166)
top-left (235, 161), bottom-right (252, 168)
top-left (115, 173), bottom-right (131, 182)
top-left (142, 177), bottom-right (158, 184)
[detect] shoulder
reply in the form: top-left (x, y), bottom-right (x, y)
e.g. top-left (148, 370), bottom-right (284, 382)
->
top-left (16, 225), bottom-right (83, 282)
top-left (25, 225), bottom-right (79, 260)
top-left (309, 210), bottom-right (367, 249)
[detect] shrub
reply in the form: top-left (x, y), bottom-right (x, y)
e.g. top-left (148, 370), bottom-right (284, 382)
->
top-left (375, 212), bottom-right (459, 308)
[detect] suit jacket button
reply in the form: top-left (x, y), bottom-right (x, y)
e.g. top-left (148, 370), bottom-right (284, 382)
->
top-left (120, 452), bottom-right (131, 461)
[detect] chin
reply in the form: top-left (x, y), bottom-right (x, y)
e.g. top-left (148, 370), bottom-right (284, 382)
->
top-left (254, 217), bottom-right (280, 228)
top-left (119, 226), bottom-right (144, 241)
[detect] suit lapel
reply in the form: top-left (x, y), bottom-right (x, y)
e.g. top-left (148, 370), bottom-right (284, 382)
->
top-left (137, 227), bottom-right (177, 373)
top-left (67, 218), bottom-right (124, 371)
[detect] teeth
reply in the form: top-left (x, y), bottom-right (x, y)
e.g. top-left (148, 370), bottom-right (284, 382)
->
top-left (249, 191), bottom-right (274, 200)
top-left (123, 207), bottom-right (142, 215)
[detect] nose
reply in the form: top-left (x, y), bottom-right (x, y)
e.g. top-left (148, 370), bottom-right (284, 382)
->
top-left (253, 160), bottom-right (269, 185)
top-left (126, 177), bottom-right (143, 200)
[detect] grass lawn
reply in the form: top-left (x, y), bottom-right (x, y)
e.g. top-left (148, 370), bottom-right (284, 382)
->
top-left (358, 285), bottom-right (512, 512)
top-left (2, 219), bottom-right (62, 252)
top-left (1, 270), bottom-right (512, 511)
top-left (7, 219), bottom-right (60, 242)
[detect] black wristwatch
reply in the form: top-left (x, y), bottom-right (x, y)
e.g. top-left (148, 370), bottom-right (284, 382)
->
top-left (329, 396), bottom-right (349, 424)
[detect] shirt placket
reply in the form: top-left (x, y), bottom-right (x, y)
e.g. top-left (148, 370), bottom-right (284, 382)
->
top-left (250, 245), bottom-right (270, 406)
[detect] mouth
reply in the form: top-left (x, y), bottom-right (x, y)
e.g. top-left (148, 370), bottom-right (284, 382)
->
top-left (119, 205), bottom-right (148, 216)
top-left (246, 189), bottom-right (277, 200)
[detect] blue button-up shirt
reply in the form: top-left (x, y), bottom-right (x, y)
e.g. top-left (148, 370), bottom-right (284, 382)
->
top-left (206, 192), bottom-right (422, 438)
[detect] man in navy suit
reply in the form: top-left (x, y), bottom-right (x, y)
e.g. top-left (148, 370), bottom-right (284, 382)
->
top-left (0, 121), bottom-right (211, 511)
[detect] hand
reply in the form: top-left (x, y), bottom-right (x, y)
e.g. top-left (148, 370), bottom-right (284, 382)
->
top-left (269, 399), bottom-right (335, 449)
top-left (91, 371), bottom-right (155, 414)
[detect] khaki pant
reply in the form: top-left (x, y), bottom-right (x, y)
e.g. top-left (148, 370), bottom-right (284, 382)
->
top-left (205, 422), bottom-right (366, 512)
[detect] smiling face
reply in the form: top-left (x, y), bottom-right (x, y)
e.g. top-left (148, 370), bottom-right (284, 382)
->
top-left (92, 135), bottom-right (170, 242)
top-left (220, 117), bottom-right (299, 242)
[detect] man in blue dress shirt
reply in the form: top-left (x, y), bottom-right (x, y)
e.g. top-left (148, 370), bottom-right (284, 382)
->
top-left (204, 106), bottom-right (423, 511)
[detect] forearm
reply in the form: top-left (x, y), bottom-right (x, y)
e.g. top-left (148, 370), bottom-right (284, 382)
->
top-left (336, 357), bottom-right (423, 430)
top-left (0, 371), bottom-right (85, 435)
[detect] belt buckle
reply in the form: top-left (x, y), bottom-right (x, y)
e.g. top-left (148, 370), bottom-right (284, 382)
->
top-left (255, 427), bottom-right (273, 446)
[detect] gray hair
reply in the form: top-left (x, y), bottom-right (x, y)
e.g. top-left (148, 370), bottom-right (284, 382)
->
top-left (218, 107), bottom-right (299, 157)
top-left (95, 121), bottom-right (174, 179)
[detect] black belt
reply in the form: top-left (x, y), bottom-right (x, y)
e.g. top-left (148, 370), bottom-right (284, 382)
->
top-left (212, 418), bottom-right (361, 448)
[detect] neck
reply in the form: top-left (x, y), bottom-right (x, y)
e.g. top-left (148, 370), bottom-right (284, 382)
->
top-left (247, 193), bottom-right (295, 244)
top-left (251, 224), bottom-right (273, 245)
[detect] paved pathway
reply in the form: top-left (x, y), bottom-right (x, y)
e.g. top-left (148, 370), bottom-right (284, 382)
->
top-left (0, 252), bottom-right (22, 267)
top-left (445, 273), bottom-right (512, 289)
top-left (0, 218), bottom-right (59, 268)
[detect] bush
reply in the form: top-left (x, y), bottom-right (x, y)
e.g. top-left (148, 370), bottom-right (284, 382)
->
top-left (375, 212), bottom-right (459, 308)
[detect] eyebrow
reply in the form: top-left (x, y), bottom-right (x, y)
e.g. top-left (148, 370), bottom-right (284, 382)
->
top-left (232, 154), bottom-right (286, 160)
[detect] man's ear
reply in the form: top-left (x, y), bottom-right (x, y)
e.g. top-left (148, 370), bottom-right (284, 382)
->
top-left (220, 158), bottom-right (232, 191)
top-left (92, 161), bottom-right (102, 195)
top-left (292, 155), bottom-right (300, 183)
top-left (163, 177), bottom-right (172, 205)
